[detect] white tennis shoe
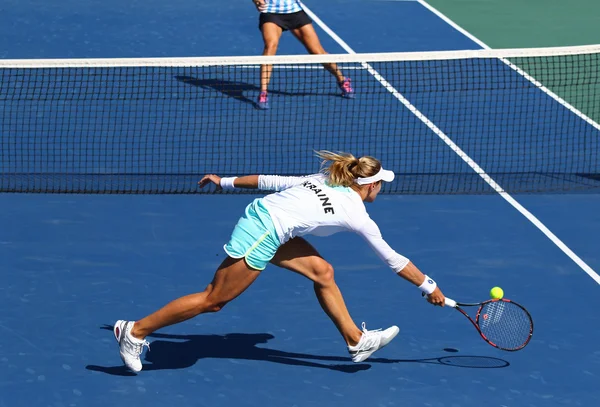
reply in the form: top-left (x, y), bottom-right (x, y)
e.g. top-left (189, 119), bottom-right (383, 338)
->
top-left (347, 322), bottom-right (399, 363)
top-left (113, 320), bottom-right (149, 373)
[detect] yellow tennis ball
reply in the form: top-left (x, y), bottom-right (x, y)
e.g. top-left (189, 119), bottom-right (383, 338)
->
top-left (490, 286), bottom-right (504, 299)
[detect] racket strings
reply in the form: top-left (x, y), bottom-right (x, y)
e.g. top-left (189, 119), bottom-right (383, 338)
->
top-left (478, 301), bottom-right (532, 350)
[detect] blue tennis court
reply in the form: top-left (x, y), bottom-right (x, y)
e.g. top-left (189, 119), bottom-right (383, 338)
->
top-left (1, 1), bottom-right (600, 406)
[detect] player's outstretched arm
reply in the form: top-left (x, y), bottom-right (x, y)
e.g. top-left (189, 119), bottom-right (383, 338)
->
top-left (355, 218), bottom-right (446, 307)
top-left (198, 174), bottom-right (316, 192)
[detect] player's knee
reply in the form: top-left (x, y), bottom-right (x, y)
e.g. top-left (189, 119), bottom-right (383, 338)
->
top-left (314, 260), bottom-right (335, 286)
top-left (200, 284), bottom-right (227, 313)
top-left (206, 302), bottom-right (226, 313)
top-left (204, 298), bottom-right (228, 313)
top-left (263, 42), bottom-right (278, 55)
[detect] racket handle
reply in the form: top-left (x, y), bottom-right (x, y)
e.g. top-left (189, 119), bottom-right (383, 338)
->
top-left (445, 297), bottom-right (457, 307)
top-left (422, 292), bottom-right (457, 307)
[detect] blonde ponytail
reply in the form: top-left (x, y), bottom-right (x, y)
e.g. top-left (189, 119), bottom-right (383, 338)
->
top-left (315, 150), bottom-right (381, 187)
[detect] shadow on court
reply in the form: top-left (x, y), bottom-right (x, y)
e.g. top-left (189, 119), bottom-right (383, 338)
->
top-left (175, 76), bottom-right (340, 108)
top-left (86, 326), bottom-right (509, 376)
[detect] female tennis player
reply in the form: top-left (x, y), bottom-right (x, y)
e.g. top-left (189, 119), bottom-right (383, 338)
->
top-left (113, 151), bottom-right (446, 373)
top-left (252, 0), bottom-right (354, 109)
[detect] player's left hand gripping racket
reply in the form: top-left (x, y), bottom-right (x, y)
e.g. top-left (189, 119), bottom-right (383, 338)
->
top-left (428, 295), bottom-right (534, 351)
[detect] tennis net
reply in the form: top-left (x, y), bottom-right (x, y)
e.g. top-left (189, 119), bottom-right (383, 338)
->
top-left (1, 45), bottom-right (599, 194)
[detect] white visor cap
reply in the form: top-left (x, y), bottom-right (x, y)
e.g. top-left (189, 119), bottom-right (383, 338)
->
top-left (354, 167), bottom-right (395, 185)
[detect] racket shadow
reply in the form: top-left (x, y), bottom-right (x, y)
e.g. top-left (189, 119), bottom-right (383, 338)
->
top-left (86, 325), bottom-right (509, 376)
top-left (367, 355), bottom-right (510, 369)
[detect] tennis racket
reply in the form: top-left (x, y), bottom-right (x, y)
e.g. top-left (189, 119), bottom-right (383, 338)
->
top-left (428, 295), bottom-right (534, 351)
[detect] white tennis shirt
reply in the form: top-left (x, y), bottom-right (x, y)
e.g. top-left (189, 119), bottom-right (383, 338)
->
top-left (258, 173), bottom-right (410, 273)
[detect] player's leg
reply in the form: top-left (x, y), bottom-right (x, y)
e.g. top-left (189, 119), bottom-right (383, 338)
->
top-left (258, 20), bottom-right (283, 109)
top-left (132, 257), bottom-right (261, 338)
top-left (270, 236), bottom-right (363, 345)
top-left (114, 257), bottom-right (261, 372)
top-left (114, 199), bottom-right (278, 372)
top-left (291, 22), bottom-right (342, 81)
top-left (291, 20), bottom-right (354, 98)
top-left (270, 237), bottom-right (398, 362)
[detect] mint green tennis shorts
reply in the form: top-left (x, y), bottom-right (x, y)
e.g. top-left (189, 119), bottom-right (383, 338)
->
top-left (223, 198), bottom-right (280, 270)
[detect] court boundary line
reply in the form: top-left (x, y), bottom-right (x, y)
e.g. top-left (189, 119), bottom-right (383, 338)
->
top-left (301, 2), bottom-right (600, 284)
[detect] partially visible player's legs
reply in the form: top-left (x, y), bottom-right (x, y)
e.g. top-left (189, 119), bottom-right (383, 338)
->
top-left (258, 22), bottom-right (283, 109)
top-left (291, 23), bottom-right (354, 98)
top-left (270, 236), bottom-right (363, 345)
top-left (114, 257), bottom-right (261, 372)
top-left (270, 237), bottom-right (398, 362)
